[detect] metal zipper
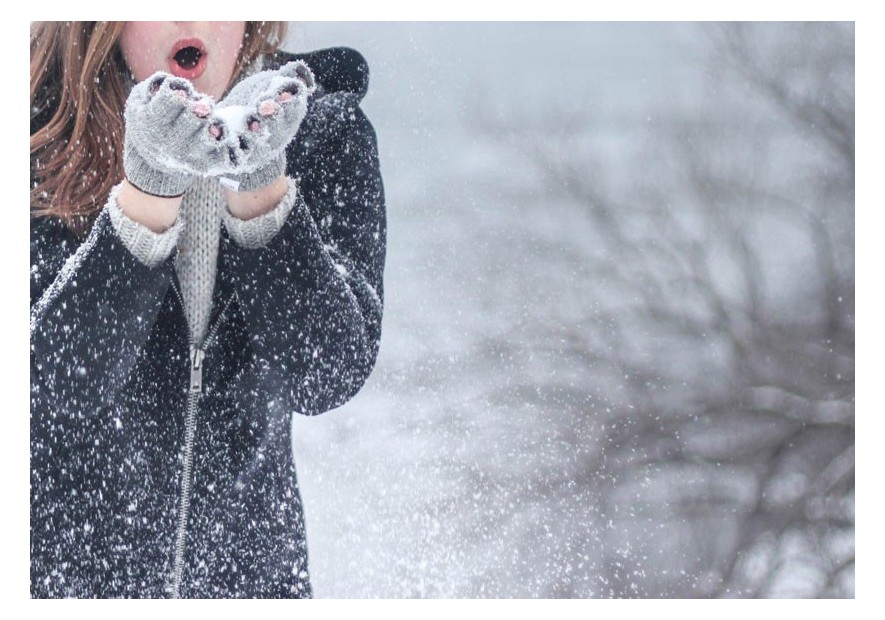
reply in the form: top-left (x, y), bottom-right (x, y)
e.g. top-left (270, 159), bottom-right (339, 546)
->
top-left (168, 277), bottom-right (237, 598)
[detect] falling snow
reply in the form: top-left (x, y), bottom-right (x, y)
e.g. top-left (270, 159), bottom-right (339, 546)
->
top-left (29, 22), bottom-right (854, 600)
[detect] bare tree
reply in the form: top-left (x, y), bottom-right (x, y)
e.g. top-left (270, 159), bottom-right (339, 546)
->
top-left (469, 22), bottom-right (854, 597)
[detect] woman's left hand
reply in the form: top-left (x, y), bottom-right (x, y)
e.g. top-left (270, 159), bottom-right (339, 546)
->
top-left (213, 60), bottom-right (317, 192)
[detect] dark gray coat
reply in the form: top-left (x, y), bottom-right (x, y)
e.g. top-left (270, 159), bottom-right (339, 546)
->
top-left (30, 47), bottom-right (386, 598)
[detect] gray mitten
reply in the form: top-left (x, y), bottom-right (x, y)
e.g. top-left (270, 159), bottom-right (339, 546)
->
top-left (123, 72), bottom-right (229, 197)
top-left (213, 60), bottom-right (316, 192)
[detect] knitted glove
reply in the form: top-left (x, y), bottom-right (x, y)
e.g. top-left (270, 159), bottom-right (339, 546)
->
top-left (123, 72), bottom-right (229, 197)
top-left (213, 60), bottom-right (316, 192)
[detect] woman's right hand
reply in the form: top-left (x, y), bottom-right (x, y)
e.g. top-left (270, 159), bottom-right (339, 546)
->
top-left (122, 72), bottom-right (228, 198)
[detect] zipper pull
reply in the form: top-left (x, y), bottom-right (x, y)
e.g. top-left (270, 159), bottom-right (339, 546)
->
top-left (189, 346), bottom-right (205, 393)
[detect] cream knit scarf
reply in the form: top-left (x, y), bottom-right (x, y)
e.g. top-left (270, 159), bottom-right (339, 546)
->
top-left (107, 176), bottom-right (298, 346)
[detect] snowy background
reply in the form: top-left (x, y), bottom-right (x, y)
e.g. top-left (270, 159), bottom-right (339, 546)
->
top-left (282, 22), bottom-right (854, 598)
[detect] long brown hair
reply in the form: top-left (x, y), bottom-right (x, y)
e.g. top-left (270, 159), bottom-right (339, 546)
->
top-left (30, 21), bottom-right (288, 238)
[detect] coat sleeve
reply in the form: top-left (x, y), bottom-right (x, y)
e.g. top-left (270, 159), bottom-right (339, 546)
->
top-left (220, 92), bottom-right (387, 416)
top-left (30, 200), bottom-right (177, 416)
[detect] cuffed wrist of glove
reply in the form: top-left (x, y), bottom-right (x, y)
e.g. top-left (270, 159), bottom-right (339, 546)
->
top-left (124, 145), bottom-right (195, 197)
top-left (222, 153), bottom-right (286, 193)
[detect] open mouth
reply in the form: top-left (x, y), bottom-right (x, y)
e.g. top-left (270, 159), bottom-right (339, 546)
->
top-left (167, 38), bottom-right (207, 80)
top-left (174, 46), bottom-right (202, 69)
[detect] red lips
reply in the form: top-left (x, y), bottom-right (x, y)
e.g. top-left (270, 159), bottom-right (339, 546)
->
top-left (167, 38), bottom-right (207, 80)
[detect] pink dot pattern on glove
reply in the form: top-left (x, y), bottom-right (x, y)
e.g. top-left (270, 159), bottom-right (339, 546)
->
top-left (258, 100), bottom-right (277, 116)
top-left (193, 102), bottom-right (212, 118)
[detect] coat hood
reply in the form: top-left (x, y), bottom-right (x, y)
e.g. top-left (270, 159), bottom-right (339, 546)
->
top-left (264, 47), bottom-right (370, 103)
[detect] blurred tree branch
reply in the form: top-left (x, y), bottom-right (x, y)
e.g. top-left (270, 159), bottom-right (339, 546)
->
top-left (470, 22), bottom-right (854, 598)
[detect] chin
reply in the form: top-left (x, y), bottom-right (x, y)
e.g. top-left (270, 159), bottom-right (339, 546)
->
top-left (199, 81), bottom-right (226, 100)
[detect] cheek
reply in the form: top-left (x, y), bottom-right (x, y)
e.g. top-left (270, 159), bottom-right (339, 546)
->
top-left (215, 23), bottom-right (246, 70)
top-left (120, 25), bottom-right (166, 81)
top-left (208, 23), bottom-right (247, 94)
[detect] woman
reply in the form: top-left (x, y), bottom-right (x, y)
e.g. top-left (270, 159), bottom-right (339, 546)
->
top-left (30, 21), bottom-right (386, 598)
